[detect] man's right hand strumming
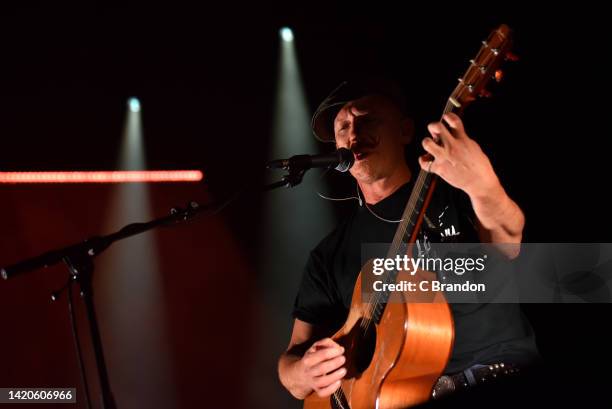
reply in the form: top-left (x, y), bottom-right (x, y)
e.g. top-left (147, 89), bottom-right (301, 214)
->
top-left (279, 336), bottom-right (346, 399)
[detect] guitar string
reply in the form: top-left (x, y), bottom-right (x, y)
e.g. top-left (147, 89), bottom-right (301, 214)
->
top-left (310, 157), bottom-right (422, 330)
top-left (324, 155), bottom-right (431, 404)
top-left (361, 99), bottom-right (453, 330)
top-left (361, 135), bottom-right (435, 328)
top-left (360, 167), bottom-right (429, 330)
top-left (360, 169), bottom-right (428, 329)
top-left (361, 99), bottom-right (454, 331)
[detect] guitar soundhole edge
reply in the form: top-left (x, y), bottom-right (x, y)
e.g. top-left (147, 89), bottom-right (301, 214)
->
top-left (337, 317), bottom-right (377, 379)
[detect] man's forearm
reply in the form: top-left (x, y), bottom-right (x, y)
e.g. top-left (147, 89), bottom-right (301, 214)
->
top-left (278, 351), bottom-right (309, 399)
top-left (468, 180), bottom-right (525, 255)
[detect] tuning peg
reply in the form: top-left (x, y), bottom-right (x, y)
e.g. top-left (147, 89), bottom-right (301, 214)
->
top-left (505, 51), bottom-right (519, 62)
top-left (479, 89), bottom-right (492, 98)
top-left (494, 69), bottom-right (503, 82)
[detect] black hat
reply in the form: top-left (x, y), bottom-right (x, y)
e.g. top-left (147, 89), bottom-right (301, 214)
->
top-left (311, 77), bottom-right (409, 143)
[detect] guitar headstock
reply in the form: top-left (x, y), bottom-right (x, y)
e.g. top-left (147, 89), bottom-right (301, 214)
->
top-left (446, 24), bottom-right (516, 115)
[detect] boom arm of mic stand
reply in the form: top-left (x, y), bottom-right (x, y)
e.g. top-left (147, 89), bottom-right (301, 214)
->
top-left (0, 165), bottom-right (311, 409)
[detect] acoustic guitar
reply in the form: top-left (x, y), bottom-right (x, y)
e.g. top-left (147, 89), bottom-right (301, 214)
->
top-left (304, 24), bottom-right (515, 409)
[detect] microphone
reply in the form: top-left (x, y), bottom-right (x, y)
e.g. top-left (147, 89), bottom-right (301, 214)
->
top-left (267, 148), bottom-right (354, 173)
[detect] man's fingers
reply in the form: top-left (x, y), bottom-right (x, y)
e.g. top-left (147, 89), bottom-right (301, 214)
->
top-left (311, 338), bottom-right (340, 350)
top-left (308, 338), bottom-right (344, 359)
top-left (422, 137), bottom-right (443, 158)
top-left (303, 346), bottom-right (344, 368)
top-left (419, 154), bottom-right (437, 173)
top-left (427, 121), bottom-right (454, 145)
top-left (314, 368), bottom-right (346, 396)
top-left (442, 113), bottom-right (465, 135)
top-left (315, 379), bottom-right (342, 398)
top-left (314, 366), bottom-right (347, 389)
top-left (309, 354), bottom-right (346, 377)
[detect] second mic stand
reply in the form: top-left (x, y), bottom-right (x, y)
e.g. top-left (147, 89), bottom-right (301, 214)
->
top-left (1, 158), bottom-right (317, 409)
top-left (2, 202), bottom-right (203, 409)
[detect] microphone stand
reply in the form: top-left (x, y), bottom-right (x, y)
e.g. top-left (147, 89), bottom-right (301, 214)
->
top-left (263, 166), bottom-right (306, 190)
top-left (0, 159), bottom-right (319, 409)
top-left (2, 201), bottom-right (204, 409)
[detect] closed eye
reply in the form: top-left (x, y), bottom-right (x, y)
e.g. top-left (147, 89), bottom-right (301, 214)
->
top-left (337, 121), bottom-right (350, 133)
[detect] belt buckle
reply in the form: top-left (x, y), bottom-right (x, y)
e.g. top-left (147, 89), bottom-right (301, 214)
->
top-left (432, 375), bottom-right (456, 400)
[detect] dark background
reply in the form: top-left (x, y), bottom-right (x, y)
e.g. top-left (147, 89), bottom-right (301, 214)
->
top-left (1, 1), bottom-right (610, 408)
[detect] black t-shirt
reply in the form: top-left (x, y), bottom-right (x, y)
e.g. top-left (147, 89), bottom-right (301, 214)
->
top-left (292, 179), bottom-right (539, 373)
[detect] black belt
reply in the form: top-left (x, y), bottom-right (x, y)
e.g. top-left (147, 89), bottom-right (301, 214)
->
top-left (432, 362), bottom-right (521, 400)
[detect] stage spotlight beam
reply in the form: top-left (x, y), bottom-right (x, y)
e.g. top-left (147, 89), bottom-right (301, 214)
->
top-left (280, 27), bottom-right (294, 42)
top-left (128, 97), bottom-right (141, 113)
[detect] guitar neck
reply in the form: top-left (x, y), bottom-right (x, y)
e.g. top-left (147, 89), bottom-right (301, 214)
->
top-left (365, 24), bottom-right (514, 320)
top-left (366, 104), bottom-right (456, 319)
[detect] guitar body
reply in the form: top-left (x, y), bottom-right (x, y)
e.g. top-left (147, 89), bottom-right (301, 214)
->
top-left (304, 270), bottom-right (454, 409)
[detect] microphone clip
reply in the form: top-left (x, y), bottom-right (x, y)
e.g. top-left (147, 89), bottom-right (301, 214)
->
top-left (266, 159), bottom-right (307, 189)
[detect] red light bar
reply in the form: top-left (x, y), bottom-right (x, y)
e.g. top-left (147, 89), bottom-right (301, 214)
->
top-left (0, 170), bottom-right (204, 184)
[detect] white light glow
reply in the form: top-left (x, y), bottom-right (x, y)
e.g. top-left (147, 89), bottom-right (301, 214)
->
top-left (280, 27), bottom-right (294, 42)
